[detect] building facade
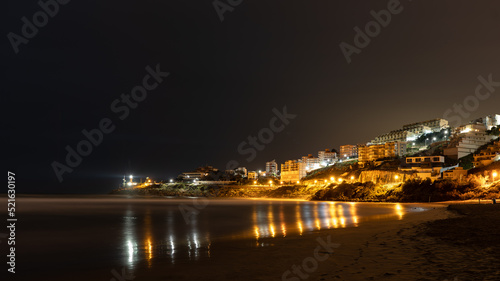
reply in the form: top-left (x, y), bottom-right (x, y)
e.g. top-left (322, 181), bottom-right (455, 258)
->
top-left (443, 167), bottom-right (468, 180)
top-left (403, 118), bottom-right (449, 133)
top-left (372, 129), bottom-right (417, 144)
top-left (444, 123), bottom-right (498, 160)
top-left (266, 160), bottom-right (278, 176)
top-left (473, 140), bottom-right (500, 168)
top-left (247, 171), bottom-right (258, 180)
top-left (280, 160), bottom-right (307, 183)
top-left (301, 154), bottom-right (321, 172)
top-left (358, 142), bottom-right (407, 164)
top-left (318, 149), bottom-right (338, 167)
top-left (340, 145), bottom-right (358, 159)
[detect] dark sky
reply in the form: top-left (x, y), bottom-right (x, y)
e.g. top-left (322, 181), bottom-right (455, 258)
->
top-left (3, 0), bottom-right (500, 193)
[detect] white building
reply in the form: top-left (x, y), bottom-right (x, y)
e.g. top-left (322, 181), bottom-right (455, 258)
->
top-left (444, 123), bottom-right (498, 160)
top-left (318, 149), bottom-right (338, 167)
top-left (372, 130), bottom-right (417, 144)
top-left (403, 119), bottom-right (449, 133)
top-left (474, 114), bottom-right (500, 130)
top-left (266, 160), bottom-right (278, 176)
top-left (301, 154), bottom-right (321, 172)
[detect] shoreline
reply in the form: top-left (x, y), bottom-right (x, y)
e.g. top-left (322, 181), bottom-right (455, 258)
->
top-left (15, 199), bottom-right (500, 280)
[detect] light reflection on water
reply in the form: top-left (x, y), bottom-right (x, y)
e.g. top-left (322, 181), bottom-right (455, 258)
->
top-left (14, 197), bottom-right (432, 276)
top-left (120, 200), bottom-right (420, 268)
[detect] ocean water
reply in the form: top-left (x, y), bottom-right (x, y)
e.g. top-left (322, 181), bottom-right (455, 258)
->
top-left (1, 195), bottom-right (429, 280)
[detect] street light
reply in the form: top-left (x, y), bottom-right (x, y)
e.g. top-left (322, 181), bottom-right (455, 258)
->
top-left (330, 177), bottom-right (335, 181)
top-left (253, 181), bottom-right (257, 184)
top-left (493, 171), bottom-right (498, 180)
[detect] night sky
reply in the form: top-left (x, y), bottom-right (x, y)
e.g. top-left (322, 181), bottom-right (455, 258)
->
top-left (4, 0), bottom-right (500, 193)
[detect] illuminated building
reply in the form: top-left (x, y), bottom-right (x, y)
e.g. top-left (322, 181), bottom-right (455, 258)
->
top-left (340, 144), bottom-right (358, 159)
top-left (280, 160), bottom-right (306, 183)
top-left (403, 118), bottom-right (449, 133)
top-left (301, 154), bottom-right (321, 172)
top-left (247, 171), bottom-right (258, 180)
top-left (318, 149), bottom-right (338, 166)
top-left (265, 160), bottom-right (278, 176)
top-left (444, 123), bottom-right (497, 160)
top-left (473, 140), bottom-right (500, 168)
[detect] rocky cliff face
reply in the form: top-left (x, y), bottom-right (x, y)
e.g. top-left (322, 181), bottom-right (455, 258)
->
top-left (358, 170), bottom-right (413, 185)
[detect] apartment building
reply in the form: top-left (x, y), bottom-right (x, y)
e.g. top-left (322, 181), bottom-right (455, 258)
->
top-left (473, 140), bottom-right (500, 168)
top-left (372, 130), bottom-right (417, 144)
top-left (266, 160), bottom-right (278, 176)
top-left (340, 145), bottom-right (358, 159)
top-left (280, 160), bottom-right (307, 183)
top-left (301, 154), bottom-right (321, 171)
top-left (318, 149), bottom-right (338, 166)
top-left (444, 123), bottom-right (498, 160)
top-left (358, 142), bottom-right (407, 164)
top-left (403, 118), bottom-right (449, 133)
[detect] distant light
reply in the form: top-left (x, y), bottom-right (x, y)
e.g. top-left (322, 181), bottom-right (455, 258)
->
top-left (280, 181), bottom-right (283, 184)
top-left (269, 180), bottom-right (272, 184)
top-left (338, 178), bottom-right (343, 183)
top-left (395, 175), bottom-right (399, 180)
top-left (494, 171), bottom-right (498, 178)
top-left (127, 182), bottom-right (132, 186)
top-left (330, 177), bottom-right (334, 181)
top-left (296, 181), bottom-right (300, 184)
top-left (254, 181), bottom-right (257, 184)
top-left (169, 179), bottom-right (173, 183)
top-left (351, 176), bottom-right (355, 180)
top-left (314, 180), bottom-right (317, 183)
top-left (324, 180), bottom-right (327, 183)
top-left (129, 175), bottom-right (133, 179)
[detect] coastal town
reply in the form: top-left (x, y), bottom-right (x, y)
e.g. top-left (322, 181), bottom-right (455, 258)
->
top-left (121, 113), bottom-right (500, 201)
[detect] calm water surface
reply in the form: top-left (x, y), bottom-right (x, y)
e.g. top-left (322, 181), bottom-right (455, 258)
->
top-left (6, 195), bottom-right (429, 277)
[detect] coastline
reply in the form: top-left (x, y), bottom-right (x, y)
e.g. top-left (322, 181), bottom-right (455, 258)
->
top-left (17, 198), bottom-right (500, 280)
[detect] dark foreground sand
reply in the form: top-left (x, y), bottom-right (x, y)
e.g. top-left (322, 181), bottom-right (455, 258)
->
top-left (32, 203), bottom-right (500, 281)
